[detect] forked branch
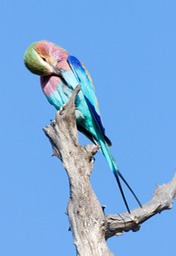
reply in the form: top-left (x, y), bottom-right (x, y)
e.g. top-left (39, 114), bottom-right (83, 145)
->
top-left (43, 85), bottom-right (176, 255)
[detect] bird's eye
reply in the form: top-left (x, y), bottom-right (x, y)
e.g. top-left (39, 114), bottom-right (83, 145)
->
top-left (42, 57), bottom-right (46, 62)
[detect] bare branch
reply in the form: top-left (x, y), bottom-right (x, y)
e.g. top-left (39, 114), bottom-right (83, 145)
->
top-left (43, 85), bottom-right (176, 255)
top-left (44, 85), bottom-right (113, 256)
top-left (105, 174), bottom-right (176, 239)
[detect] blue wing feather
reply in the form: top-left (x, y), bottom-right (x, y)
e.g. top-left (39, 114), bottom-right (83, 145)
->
top-left (67, 56), bottom-right (99, 112)
top-left (67, 55), bottom-right (111, 146)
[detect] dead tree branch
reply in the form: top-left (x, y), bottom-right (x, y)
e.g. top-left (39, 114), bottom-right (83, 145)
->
top-left (43, 85), bottom-right (113, 256)
top-left (105, 174), bottom-right (176, 239)
top-left (43, 86), bottom-right (176, 255)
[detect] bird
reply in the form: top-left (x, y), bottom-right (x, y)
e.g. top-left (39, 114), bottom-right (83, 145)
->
top-left (24, 40), bottom-right (142, 213)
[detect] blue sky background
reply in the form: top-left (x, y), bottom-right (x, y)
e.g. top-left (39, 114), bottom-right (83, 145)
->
top-left (1, 1), bottom-right (176, 255)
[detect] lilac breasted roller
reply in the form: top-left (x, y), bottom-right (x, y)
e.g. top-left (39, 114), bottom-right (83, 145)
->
top-left (24, 41), bottom-right (142, 212)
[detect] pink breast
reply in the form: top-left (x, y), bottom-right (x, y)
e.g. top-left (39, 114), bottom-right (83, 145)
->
top-left (40, 76), bottom-right (60, 97)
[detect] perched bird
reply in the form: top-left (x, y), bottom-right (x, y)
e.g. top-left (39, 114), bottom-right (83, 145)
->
top-left (24, 40), bottom-right (141, 212)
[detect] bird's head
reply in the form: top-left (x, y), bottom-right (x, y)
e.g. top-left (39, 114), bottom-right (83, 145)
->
top-left (24, 41), bottom-right (69, 76)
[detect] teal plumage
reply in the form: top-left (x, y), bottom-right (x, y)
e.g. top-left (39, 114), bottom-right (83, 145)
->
top-left (24, 41), bottom-right (142, 212)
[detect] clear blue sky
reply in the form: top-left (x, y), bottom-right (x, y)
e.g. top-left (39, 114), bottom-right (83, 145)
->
top-left (1, 1), bottom-right (176, 255)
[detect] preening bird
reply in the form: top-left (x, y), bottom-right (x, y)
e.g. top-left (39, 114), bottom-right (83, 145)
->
top-left (24, 40), bottom-right (142, 213)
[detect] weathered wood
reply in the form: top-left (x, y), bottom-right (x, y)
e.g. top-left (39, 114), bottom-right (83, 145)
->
top-left (43, 85), bottom-right (113, 256)
top-left (43, 85), bottom-right (176, 255)
top-left (105, 174), bottom-right (176, 239)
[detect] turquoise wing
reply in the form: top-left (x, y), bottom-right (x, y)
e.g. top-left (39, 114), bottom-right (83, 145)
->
top-left (67, 56), bottom-right (99, 111)
top-left (67, 55), bottom-right (111, 146)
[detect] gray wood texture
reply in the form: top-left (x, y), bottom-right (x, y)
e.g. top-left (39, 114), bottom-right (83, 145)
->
top-left (43, 86), bottom-right (176, 255)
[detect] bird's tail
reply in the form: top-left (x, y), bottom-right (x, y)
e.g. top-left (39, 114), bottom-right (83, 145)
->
top-left (99, 140), bottom-right (142, 213)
